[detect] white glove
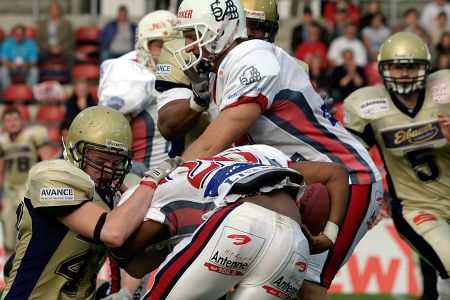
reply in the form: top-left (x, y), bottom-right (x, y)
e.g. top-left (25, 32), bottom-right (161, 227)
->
top-left (100, 289), bottom-right (133, 300)
top-left (140, 156), bottom-right (184, 189)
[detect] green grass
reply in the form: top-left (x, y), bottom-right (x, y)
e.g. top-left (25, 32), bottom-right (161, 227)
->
top-left (330, 295), bottom-right (419, 300)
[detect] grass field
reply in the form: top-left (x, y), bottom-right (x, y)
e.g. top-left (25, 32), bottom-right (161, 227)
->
top-left (330, 295), bottom-right (419, 300)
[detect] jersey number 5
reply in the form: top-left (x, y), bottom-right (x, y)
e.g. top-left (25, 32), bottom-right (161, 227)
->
top-left (406, 148), bottom-right (440, 182)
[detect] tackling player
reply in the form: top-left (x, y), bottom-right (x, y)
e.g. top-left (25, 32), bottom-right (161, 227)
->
top-left (343, 32), bottom-right (450, 299)
top-left (173, 0), bottom-right (383, 299)
top-left (1, 107), bottom-right (181, 300)
top-left (0, 107), bottom-right (52, 257)
top-left (110, 144), bottom-right (349, 299)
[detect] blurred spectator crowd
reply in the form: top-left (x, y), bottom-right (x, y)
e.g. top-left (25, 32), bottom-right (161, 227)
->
top-left (291, 0), bottom-right (450, 103)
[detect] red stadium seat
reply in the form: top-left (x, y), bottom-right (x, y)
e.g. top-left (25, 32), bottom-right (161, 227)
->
top-left (47, 126), bottom-right (62, 143)
top-left (0, 27), bottom-right (5, 42)
top-left (35, 105), bottom-right (65, 123)
top-left (76, 44), bottom-right (100, 64)
top-left (3, 84), bottom-right (33, 104)
top-left (364, 62), bottom-right (383, 86)
top-left (76, 26), bottom-right (100, 44)
top-left (72, 64), bottom-right (100, 82)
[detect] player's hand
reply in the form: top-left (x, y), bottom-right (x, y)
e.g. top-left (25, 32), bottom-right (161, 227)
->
top-left (140, 156), bottom-right (184, 188)
top-left (183, 67), bottom-right (211, 111)
top-left (100, 288), bottom-right (133, 300)
top-left (369, 200), bottom-right (391, 229)
top-left (301, 224), bottom-right (334, 254)
top-left (438, 114), bottom-right (450, 142)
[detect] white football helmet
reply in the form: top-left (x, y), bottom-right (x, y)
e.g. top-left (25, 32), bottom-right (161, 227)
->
top-left (136, 10), bottom-right (180, 71)
top-left (174, 0), bottom-right (247, 70)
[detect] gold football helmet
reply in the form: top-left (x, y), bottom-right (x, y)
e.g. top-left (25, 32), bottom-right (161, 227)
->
top-left (65, 106), bottom-right (132, 201)
top-left (378, 32), bottom-right (431, 95)
top-left (240, 0), bottom-right (279, 42)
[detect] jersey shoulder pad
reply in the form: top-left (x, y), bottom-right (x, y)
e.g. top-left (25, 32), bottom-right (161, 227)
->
top-left (26, 159), bottom-right (94, 208)
top-left (344, 86), bottom-right (390, 116)
top-left (155, 39), bottom-right (191, 86)
top-left (425, 70), bottom-right (450, 105)
top-left (427, 69), bottom-right (450, 84)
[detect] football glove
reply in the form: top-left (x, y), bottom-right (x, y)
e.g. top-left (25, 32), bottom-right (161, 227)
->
top-left (183, 64), bottom-right (211, 112)
top-left (140, 156), bottom-right (183, 189)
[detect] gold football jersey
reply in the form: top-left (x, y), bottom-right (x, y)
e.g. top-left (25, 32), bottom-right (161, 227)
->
top-left (2, 159), bottom-right (109, 300)
top-left (155, 38), bottom-right (192, 86)
top-left (0, 125), bottom-right (48, 186)
top-left (344, 70), bottom-right (450, 218)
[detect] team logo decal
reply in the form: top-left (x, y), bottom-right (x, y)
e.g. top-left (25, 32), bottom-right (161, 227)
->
top-left (262, 251), bottom-right (308, 299)
top-left (239, 66), bottom-right (261, 85)
top-left (40, 188), bottom-right (75, 201)
top-left (431, 80), bottom-right (450, 104)
top-left (210, 0), bottom-right (239, 22)
top-left (380, 120), bottom-right (444, 149)
top-left (204, 226), bottom-right (265, 276)
top-left (359, 98), bottom-right (389, 117)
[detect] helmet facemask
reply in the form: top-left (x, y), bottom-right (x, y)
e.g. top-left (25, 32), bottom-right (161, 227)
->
top-left (246, 17), bottom-right (279, 42)
top-left (69, 140), bottom-right (132, 207)
top-left (379, 59), bottom-right (430, 95)
top-left (175, 15), bottom-right (242, 71)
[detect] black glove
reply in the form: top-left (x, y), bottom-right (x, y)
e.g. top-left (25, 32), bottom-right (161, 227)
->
top-left (183, 61), bottom-right (212, 111)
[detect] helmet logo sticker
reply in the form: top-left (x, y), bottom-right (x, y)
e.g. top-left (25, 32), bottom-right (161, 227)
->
top-left (211, 0), bottom-right (239, 22)
top-left (177, 9), bottom-right (193, 19)
top-left (106, 139), bottom-right (128, 151)
top-left (239, 66), bottom-right (261, 85)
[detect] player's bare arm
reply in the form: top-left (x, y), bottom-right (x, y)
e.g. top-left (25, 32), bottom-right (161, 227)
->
top-left (291, 161), bottom-right (349, 253)
top-left (158, 99), bottom-right (203, 140)
top-left (58, 186), bottom-right (156, 248)
top-left (182, 102), bottom-right (262, 160)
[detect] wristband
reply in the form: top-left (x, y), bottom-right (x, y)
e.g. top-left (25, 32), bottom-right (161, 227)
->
top-left (140, 180), bottom-right (157, 189)
top-left (322, 221), bottom-right (339, 244)
top-left (189, 96), bottom-right (206, 112)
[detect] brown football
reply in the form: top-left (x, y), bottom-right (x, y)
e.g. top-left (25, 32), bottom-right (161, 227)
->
top-left (298, 183), bottom-right (330, 236)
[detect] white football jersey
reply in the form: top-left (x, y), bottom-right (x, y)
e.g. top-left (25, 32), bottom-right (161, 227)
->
top-left (98, 51), bottom-right (170, 168)
top-left (209, 40), bottom-right (380, 185)
top-left (121, 145), bottom-right (303, 237)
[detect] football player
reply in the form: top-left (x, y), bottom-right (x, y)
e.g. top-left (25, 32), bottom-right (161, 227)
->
top-left (99, 10), bottom-right (180, 176)
top-left (157, 0), bottom-right (308, 144)
top-left (1, 107), bottom-right (181, 299)
top-left (172, 1), bottom-right (384, 299)
top-left (343, 32), bottom-right (450, 299)
top-left (0, 107), bottom-right (52, 256)
top-left (110, 144), bottom-right (349, 299)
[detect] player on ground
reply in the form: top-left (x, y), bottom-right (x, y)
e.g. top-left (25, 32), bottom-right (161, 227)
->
top-left (343, 32), bottom-right (450, 299)
top-left (110, 144), bottom-right (349, 299)
top-left (173, 1), bottom-right (383, 299)
top-left (0, 107), bottom-right (53, 256)
top-left (1, 107), bottom-right (181, 300)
